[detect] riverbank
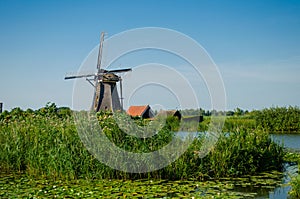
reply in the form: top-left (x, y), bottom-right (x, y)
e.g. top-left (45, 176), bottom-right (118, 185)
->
top-left (0, 105), bottom-right (284, 180)
top-left (1, 104), bottom-right (299, 198)
top-left (1, 154), bottom-right (298, 198)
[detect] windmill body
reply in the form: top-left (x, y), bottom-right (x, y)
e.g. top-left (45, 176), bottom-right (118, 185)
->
top-left (65, 32), bottom-right (131, 112)
top-left (92, 73), bottom-right (122, 112)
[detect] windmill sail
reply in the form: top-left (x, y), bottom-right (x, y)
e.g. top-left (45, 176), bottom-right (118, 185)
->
top-left (106, 68), bottom-right (132, 73)
top-left (64, 72), bottom-right (95, 80)
top-left (97, 32), bottom-right (105, 71)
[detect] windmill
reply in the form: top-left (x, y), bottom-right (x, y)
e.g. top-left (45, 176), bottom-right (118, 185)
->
top-left (64, 32), bottom-right (131, 112)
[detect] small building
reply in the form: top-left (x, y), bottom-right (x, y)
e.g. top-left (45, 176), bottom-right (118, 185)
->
top-left (156, 110), bottom-right (182, 120)
top-left (182, 115), bottom-right (203, 123)
top-left (127, 105), bottom-right (154, 119)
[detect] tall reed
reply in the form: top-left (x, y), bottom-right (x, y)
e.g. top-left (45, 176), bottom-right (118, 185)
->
top-left (0, 105), bottom-right (285, 180)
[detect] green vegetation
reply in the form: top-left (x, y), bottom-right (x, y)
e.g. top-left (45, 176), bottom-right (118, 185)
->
top-left (0, 172), bottom-right (284, 198)
top-left (196, 116), bottom-right (256, 133)
top-left (223, 117), bottom-right (256, 132)
top-left (286, 153), bottom-right (300, 199)
top-left (0, 103), bottom-right (285, 181)
top-left (254, 106), bottom-right (300, 133)
top-left (289, 173), bottom-right (300, 198)
top-left (189, 106), bottom-right (300, 134)
top-left (2, 104), bottom-right (300, 197)
top-left (202, 129), bottom-right (284, 177)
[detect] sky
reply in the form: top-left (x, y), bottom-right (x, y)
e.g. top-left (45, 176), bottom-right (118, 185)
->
top-left (0, 0), bottom-right (299, 111)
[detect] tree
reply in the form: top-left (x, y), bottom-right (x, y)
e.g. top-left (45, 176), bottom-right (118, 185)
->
top-left (234, 107), bottom-right (244, 116)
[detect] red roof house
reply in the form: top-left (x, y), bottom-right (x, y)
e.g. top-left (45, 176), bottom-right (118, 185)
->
top-left (127, 105), bottom-right (154, 119)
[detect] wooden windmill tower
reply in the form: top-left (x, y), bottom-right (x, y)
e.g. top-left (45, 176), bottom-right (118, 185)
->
top-left (65, 32), bottom-right (131, 112)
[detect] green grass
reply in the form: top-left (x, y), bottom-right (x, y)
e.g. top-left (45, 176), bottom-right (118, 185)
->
top-left (191, 116), bottom-right (256, 133)
top-left (222, 117), bottom-right (256, 132)
top-left (0, 104), bottom-right (285, 180)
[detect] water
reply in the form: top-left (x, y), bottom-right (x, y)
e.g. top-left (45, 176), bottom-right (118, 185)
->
top-left (268, 162), bottom-right (298, 199)
top-left (177, 132), bottom-right (300, 150)
top-left (271, 134), bottom-right (300, 151)
top-left (176, 132), bottom-right (300, 198)
top-left (267, 134), bottom-right (300, 199)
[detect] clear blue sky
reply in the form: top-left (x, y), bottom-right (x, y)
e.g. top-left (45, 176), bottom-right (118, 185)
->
top-left (0, 0), bottom-right (299, 111)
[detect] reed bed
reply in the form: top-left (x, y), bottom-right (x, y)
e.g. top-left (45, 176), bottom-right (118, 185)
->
top-left (254, 106), bottom-right (300, 133)
top-left (0, 105), bottom-right (285, 180)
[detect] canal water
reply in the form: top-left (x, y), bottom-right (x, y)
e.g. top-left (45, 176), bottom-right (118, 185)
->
top-left (271, 134), bottom-right (300, 151)
top-left (176, 132), bottom-right (300, 198)
top-left (267, 134), bottom-right (300, 199)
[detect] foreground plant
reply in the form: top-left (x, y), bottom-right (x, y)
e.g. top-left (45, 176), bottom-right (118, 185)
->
top-left (0, 105), bottom-right (285, 180)
top-left (289, 174), bottom-right (300, 198)
top-left (288, 153), bottom-right (300, 199)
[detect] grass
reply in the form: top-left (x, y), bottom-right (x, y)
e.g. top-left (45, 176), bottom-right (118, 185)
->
top-left (180, 116), bottom-right (256, 133)
top-left (0, 105), bottom-right (285, 180)
top-left (198, 129), bottom-right (284, 178)
top-left (222, 117), bottom-right (256, 132)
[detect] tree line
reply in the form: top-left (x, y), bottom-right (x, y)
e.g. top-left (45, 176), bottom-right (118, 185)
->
top-left (181, 106), bottom-right (299, 133)
top-left (180, 107), bottom-right (249, 116)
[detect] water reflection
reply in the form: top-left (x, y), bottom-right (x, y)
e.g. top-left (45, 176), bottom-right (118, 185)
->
top-left (269, 163), bottom-right (298, 199)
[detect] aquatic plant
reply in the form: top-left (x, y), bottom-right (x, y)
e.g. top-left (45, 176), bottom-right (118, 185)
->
top-left (287, 153), bottom-right (300, 199)
top-left (0, 105), bottom-right (285, 180)
top-left (254, 106), bottom-right (300, 133)
top-left (289, 174), bottom-right (300, 198)
top-left (207, 129), bottom-right (284, 178)
top-left (0, 171), bottom-right (284, 198)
